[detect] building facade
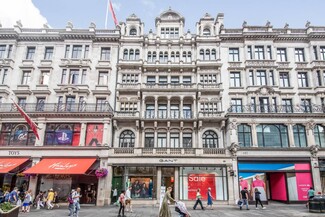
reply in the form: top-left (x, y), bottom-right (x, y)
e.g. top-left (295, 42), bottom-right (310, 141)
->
top-left (0, 9), bottom-right (325, 206)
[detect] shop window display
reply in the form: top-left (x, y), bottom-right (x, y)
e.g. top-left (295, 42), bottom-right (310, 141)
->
top-left (45, 123), bottom-right (80, 146)
top-left (86, 124), bottom-right (103, 146)
top-left (179, 167), bottom-right (228, 201)
top-left (0, 123), bottom-right (36, 146)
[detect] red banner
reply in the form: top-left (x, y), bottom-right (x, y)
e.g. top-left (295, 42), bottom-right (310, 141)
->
top-left (188, 174), bottom-right (216, 200)
top-left (86, 124), bottom-right (103, 146)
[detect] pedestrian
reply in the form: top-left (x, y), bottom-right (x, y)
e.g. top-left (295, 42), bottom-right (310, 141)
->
top-left (306, 187), bottom-right (315, 208)
top-left (35, 191), bottom-right (44, 209)
top-left (206, 187), bottom-right (214, 210)
top-left (125, 186), bottom-right (133, 213)
top-left (112, 187), bottom-right (118, 205)
top-left (46, 188), bottom-right (55, 210)
top-left (193, 188), bottom-right (204, 210)
top-left (254, 188), bottom-right (265, 209)
top-left (159, 186), bottom-right (175, 217)
top-left (240, 187), bottom-right (249, 210)
top-left (72, 187), bottom-right (81, 217)
top-left (53, 191), bottom-right (60, 208)
top-left (8, 187), bottom-right (18, 205)
top-left (22, 189), bottom-right (32, 213)
top-left (68, 189), bottom-right (75, 216)
top-left (4, 190), bottom-right (10, 202)
top-left (118, 190), bottom-right (126, 217)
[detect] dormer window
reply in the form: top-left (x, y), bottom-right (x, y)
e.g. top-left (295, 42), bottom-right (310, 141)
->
top-left (130, 28), bottom-right (137, 36)
top-left (203, 28), bottom-right (211, 36)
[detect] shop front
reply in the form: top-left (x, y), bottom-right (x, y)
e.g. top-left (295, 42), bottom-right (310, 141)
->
top-left (24, 158), bottom-right (98, 204)
top-left (238, 160), bottom-right (313, 203)
top-left (319, 159), bottom-right (325, 193)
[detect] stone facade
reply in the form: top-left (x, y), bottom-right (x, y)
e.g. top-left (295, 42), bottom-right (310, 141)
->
top-left (0, 9), bottom-right (325, 205)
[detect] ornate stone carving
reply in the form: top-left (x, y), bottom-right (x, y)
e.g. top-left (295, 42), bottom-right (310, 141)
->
top-left (228, 142), bottom-right (240, 156)
top-left (305, 120), bottom-right (316, 131)
top-left (255, 86), bottom-right (275, 96)
top-left (310, 145), bottom-right (319, 158)
top-left (242, 21), bottom-right (247, 28)
top-left (305, 20), bottom-right (311, 28)
top-left (228, 119), bottom-right (237, 131)
top-left (266, 20), bottom-right (271, 27)
top-left (284, 23), bottom-right (289, 29)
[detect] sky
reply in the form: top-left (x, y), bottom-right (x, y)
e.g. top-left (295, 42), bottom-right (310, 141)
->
top-left (0, 0), bottom-right (325, 32)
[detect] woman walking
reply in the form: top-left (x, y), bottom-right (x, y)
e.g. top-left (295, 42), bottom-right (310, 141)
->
top-left (159, 187), bottom-right (175, 217)
top-left (206, 187), bottom-right (214, 210)
top-left (254, 188), bottom-right (266, 209)
top-left (118, 190), bottom-right (126, 217)
top-left (193, 189), bottom-right (204, 210)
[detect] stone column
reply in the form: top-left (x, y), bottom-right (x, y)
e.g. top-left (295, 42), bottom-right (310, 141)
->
top-left (180, 97), bottom-right (184, 118)
top-left (157, 167), bottom-right (162, 204)
top-left (192, 97), bottom-right (196, 118)
top-left (79, 122), bottom-right (87, 146)
top-left (174, 167), bottom-right (179, 201)
top-left (142, 98), bottom-right (146, 118)
top-left (305, 121), bottom-right (316, 147)
top-left (167, 97), bottom-right (171, 119)
top-left (29, 157), bottom-right (41, 197)
top-left (102, 120), bottom-right (111, 147)
top-left (311, 157), bottom-right (322, 193)
top-left (250, 124), bottom-right (258, 147)
top-left (154, 97), bottom-right (158, 118)
top-left (167, 130), bottom-right (170, 148)
top-left (179, 131), bottom-right (183, 148)
top-left (96, 160), bottom-right (112, 206)
top-left (286, 124), bottom-right (295, 147)
top-left (229, 158), bottom-right (239, 204)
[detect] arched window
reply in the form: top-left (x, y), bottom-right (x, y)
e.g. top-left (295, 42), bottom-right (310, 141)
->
top-left (129, 49), bottom-right (134, 60)
top-left (152, 51), bottom-right (157, 62)
top-left (211, 49), bottom-right (216, 60)
top-left (129, 28), bottom-right (137, 36)
top-left (159, 51), bottom-right (164, 62)
top-left (163, 51), bottom-right (168, 63)
top-left (203, 28), bottom-right (211, 36)
top-left (200, 49), bottom-right (204, 60)
top-left (293, 125), bottom-right (307, 147)
top-left (205, 49), bottom-right (210, 61)
top-left (147, 51), bottom-right (152, 62)
top-left (123, 49), bottom-right (128, 60)
top-left (175, 52), bottom-right (180, 62)
top-left (257, 124), bottom-right (288, 147)
top-left (187, 51), bottom-right (192, 62)
top-left (202, 130), bottom-right (218, 148)
top-left (171, 51), bottom-right (175, 62)
top-left (182, 51), bottom-right (187, 62)
top-left (238, 124), bottom-right (252, 147)
top-left (119, 130), bottom-right (135, 147)
top-left (135, 49), bottom-right (140, 60)
top-left (314, 124), bottom-right (325, 147)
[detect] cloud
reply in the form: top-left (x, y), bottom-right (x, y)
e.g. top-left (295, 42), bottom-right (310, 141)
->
top-left (141, 0), bottom-right (156, 9)
top-left (0, 0), bottom-right (48, 28)
top-left (112, 2), bottom-right (121, 12)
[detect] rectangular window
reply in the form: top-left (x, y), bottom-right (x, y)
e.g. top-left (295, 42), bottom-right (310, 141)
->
top-left (101, 47), bottom-right (111, 61)
top-left (255, 46), bottom-right (265, 60)
top-left (259, 97), bottom-right (269, 113)
top-left (39, 71), bottom-right (50, 85)
top-left (230, 72), bottom-right (241, 87)
top-left (84, 45), bottom-right (89, 58)
top-left (320, 47), bottom-right (325, 61)
top-left (183, 76), bottom-right (191, 84)
top-left (81, 69), bottom-right (87, 84)
top-left (250, 97), bottom-right (256, 112)
top-left (279, 72), bottom-right (290, 87)
top-left (183, 133), bottom-right (192, 148)
top-left (21, 71), bottom-right (31, 85)
top-left (301, 99), bottom-right (312, 113)
top-left (146, 104), bottom-right (155, 118)
top-left (282, 99), bottom-right (293, 113)
top-left (277, 48), bottom-right (287, 62)
top-left (157, 133), bottom-right (167, 148)
top-left (231, 99), bottom-right (242, 113)
top-left (170, 104), bottom-right (179, 118)
top-left (61, 69), bottom-right (67, 84)
top-left (44, 47), bottom-right (54, 60)
top-left (98, 71), bottom-right (108, 85)
top-left (96, 98), bottom-right (106, 112)
top-left (183, 104), bottom-right (192, 119)
top-left (247, 46), bottom-right (252, 60)
top-left (171, 76), bottom-right (179, 84)
top-left (36, 97), bottom-right (45, 111)
top-left (158, 76), bottom-right (167, 84)
top-left (18, 97), bottom-right (26, 109)
top-left (0, 45), bottom-right (5, 59)
top-left (1, 69), bottom-right (8, 85)
top-left (71, 45), bottom-right (82, 59)
top-left (295, 48), bottom-right (305, 62)
top-left (249, 70), bottom-right (254, 85)
top-left (269, 70), bottom-right (274, 86)
top-left (170, 133), bottom-right (180, 148)
top-left (267, 46), bottom-right (272, 60)
top-left (145, 133), bottom-right (154, 148)
top-left (7, 45), bottom-right (13, 58)
top-left (314, 46), bottom-right (318, 60)
top-left (147, 76), bottom-right (156, 84)
top-left (158, 104), bottom-right (167, 119)
top-left (256, 70), bottom-right (267, 86)
top-left (298, 72), bottom-right (308, 87)
top-left (69, 69), bottom-right (79, 84)
top-left (229, 48), bottom-right (240, 61)
top-left (26, 47), bottom-right (35, 60)
top-left (317, 70), bottom-right (322, 86)
top-left (64, 45), bottom-right (70, 58)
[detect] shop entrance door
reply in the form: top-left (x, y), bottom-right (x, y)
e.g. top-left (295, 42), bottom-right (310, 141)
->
top-left (161, 167), bottom-right (175, 198)
top-left (269, 172), bottom-right (287, 202)
top-left (111, 177), bottom-right (123, 203)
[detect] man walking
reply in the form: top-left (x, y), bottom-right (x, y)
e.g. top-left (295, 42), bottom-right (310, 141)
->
top-left (72, 188), bottom-right (81, 217)
top-left (9, 187), bottom-right (18, 205)
top-left (125, 186), bottom-right (133, 213)
top-left (240, 187), bottom-right (249, 210)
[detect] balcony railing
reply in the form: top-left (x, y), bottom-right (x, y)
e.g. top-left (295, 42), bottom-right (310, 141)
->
top-left (143, 83), bottom-right (196, 89)
top-left (115, 111), bottom-right (139, 117)
top-left (116, 83), bottom-right (140, 89)
top-left (197, 83), bottom-right (222, 89)
top-left (0, 103), bottom-right (113, 113)
top-left (144, 111), bottom-right (193, 119)
top-left (112, 148), bottom-right (226, 156)
top-left (228, 104), bottom-right (325, 114)
top-left (198, 111), bottom-right (223, 118)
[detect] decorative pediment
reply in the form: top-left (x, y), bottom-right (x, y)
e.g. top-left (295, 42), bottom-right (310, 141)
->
top-left (255, 86), bottom-right (275, 96)
top-left (54, 85), bottom-right (90, 95)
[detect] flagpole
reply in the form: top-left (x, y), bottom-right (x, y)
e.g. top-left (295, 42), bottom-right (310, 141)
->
top-left (105, 0), bottom-right (109, 29)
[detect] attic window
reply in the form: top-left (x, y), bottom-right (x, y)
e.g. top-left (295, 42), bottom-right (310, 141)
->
top-left (203, 28), bottom-right (211, 36)
top-left (130, 28), bottom-right (137, 36)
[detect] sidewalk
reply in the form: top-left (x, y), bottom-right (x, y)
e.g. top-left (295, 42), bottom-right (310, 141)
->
top-left (26, 203), bottom-right (321, 217)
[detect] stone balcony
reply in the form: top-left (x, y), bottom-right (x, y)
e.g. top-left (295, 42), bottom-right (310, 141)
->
top-left (115, 111), bottom-right (140, 119)
top-left (111, 148), bottom-right (227, 156)
top-left (311, 60), bottom-right (325, 69)
top-left (245, 60), bottom-right (276, 68)
top-left (142, 83), bottom-right (196, 91)
top-left (116, 83), bottom-right (141, 91)
top-left (60, 58), bottom-right (92, 68)
top-left (198, 111), bottom-right (224, 119)
top-left (0, 58), bottom-right (14, 68)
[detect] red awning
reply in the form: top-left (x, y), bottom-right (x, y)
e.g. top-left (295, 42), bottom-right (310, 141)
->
top-left (0, 158), bottom-right (29, 173)
top-left (23, 158), bottom-right (96, 175)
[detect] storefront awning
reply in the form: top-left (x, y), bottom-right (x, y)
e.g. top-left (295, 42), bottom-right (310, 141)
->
top-left (0, 158), bottom-right (29, 173)
top-left (23, 158), bottom-right (97, 175)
